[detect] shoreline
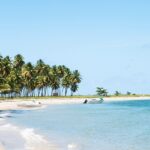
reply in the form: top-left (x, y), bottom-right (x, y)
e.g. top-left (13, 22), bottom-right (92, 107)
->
top-left (0, 98), bottom-right (85, 111)
top-left (0, 96), bottom-right (150, 110)
top-left (0, 96), bottom-right (150, 150)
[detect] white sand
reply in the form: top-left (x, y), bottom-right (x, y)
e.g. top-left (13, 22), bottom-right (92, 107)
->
top-left (0, 97), bottom-right (150, 111)
top-left (0, 98), bottom-right (86, 111)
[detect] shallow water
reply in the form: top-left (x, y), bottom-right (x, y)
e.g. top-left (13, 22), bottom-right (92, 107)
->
top-left (7, 100), bottom-right (150, 150)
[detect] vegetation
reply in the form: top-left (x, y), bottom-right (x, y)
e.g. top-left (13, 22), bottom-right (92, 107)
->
top-left (96, 87), bottom-right (137, 97)
top-left (96, 87), bottom-right (108, 96)
top-left (114, 91), bottom-right (121, 96)
top-left (0, 54), bottom-right (81, 98)
top-left (126, 91), bottom-right (131, 95)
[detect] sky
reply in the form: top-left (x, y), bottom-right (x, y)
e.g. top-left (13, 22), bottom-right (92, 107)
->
top-left (0, 0), bottom-right (150, 95)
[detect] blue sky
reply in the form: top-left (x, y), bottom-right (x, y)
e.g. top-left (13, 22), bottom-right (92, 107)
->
top-left (0, 0), bottom-right (150, 95)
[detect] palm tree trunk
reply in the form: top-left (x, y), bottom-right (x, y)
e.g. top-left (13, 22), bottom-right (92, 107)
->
top-left (38, 89), bottom-right (40, 97)
top-left (41, 88), bottom-right (44, 96)
top-left (65, 88), bottom-right (68, 96)
top-left (51, 89), bottom-right (53, 96)
top-left (62, 88), bottom-right (64, 96)
top-left (44, 87), bottom-right (46, 96)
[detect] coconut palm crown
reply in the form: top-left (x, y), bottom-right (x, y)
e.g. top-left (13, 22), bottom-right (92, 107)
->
top-left (0, 54), bottom-right (82, 98)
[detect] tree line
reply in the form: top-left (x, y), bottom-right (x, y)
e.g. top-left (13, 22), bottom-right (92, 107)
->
top-left (96, 87), bottom-right (135, 96)
top-left (0, 54), bottom-right (81, 98)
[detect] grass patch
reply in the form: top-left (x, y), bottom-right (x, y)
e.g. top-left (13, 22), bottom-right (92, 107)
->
top-left (0, 94), bottom-right (150, 101)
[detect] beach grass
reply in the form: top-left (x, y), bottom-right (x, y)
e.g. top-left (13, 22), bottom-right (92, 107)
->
top-left (0, 95), bottom-right (98, 100)
top-left (0, 94), bottom-right (150, 101)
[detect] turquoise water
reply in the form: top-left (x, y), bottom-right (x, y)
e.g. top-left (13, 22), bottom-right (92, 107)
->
top-left (7, 100), bottom-right (150, 150)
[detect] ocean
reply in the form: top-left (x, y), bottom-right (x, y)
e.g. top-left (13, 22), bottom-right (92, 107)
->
top-left (6, 100), bottom-right (150, 150)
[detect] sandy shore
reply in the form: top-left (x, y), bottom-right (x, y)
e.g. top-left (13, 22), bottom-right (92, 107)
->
top-left (0, 98), bottom-right (84, 150)
top-left (0, 96), bottom-right (150, 111)
top-left (0, 96), bottom-right (150, 150)
top-left (0, 99), bottom-right (61, 150)
top-left (0, 98), bottom-right (84, 111)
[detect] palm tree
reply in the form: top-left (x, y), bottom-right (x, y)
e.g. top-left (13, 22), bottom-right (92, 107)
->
top-left (0, 54), bottom-right (82, 98)
top-left (6, 70), bottom-right (20, 97)
top-left (114, 91), bottom-right (121, 96)
top-left (21, 62), bottom-right (35, 97)
top-left (35, 60), bottom-right (52, 96)
top-left (13, 54), bottom-right (25, 70)
top-left (48, 66), bottom-right (60, 96)
top-left (0, 55), bottom-right (5, 88)
top-left (56, 65), bottom-right (66, 96)
top-left (12, 54), bottom-right (25, 97)
top-left (96, 87), bottom-right (108, 96)
top-left (70, 84), bottom-right (78, 96)
top-left (70, 70), bottom-right (81, 96)
top-left (0, 56), bottom-right (13, 97)
top-left (126, 91), bottom-right (131, 95)
top-left (62, 68), bottom-right (72, 96)
top-left (2, 56), bottom-right (12, 78)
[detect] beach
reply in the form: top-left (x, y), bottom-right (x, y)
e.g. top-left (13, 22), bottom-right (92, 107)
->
top-left (0, 98), bottom-right (86, 150)
top-left (0, 96), bottom-right (150, 110)
top-left (0, 96), bottom-right (150, 150)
